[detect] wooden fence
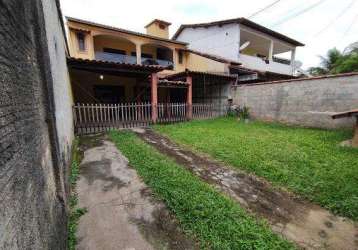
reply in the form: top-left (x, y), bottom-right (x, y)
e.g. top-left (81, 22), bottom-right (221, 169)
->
top-left (192, 103), bottom-right (226, 119)
top-left (73, 102), bottom-right (227, 135)
top-left (157, 103), bottom-right (188, 123)
top-left (73, 102), bottom-right (152, 134)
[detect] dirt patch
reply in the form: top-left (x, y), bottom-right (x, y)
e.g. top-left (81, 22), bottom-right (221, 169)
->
top-left (76, 134), bottom-right (198, 250)
top-left (130, 199), bottom-right (199, 250)
top-left (136, 129), bottom-right (358, 250)
top-left (77, 133), bottom-right (105, 160)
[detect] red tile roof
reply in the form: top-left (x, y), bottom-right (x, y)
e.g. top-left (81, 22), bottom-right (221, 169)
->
top-left (165, 70), bottom-right (237, 81)
top-left (158, 79), bottom-right (188, 86)
top-left (145, 19), bottom-right (172, 28)
top-left (66, 17), bottom-right (187, 46)
top-left (67, 57), bottom-right (166, 73)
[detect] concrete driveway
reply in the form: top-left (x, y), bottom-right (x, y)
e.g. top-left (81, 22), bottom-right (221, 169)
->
top-left (75, 134), bottom-right (196, 250)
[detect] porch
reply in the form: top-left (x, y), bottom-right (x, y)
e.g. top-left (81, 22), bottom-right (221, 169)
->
top-left (238, 28), bottom-right (296, 75)
top-left (93, 34), bottom-right (174, 67)
top-left (68, 58), bottom-right (231, 134)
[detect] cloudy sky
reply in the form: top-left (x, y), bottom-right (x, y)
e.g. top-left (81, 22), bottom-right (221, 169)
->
top-left (60, 0), bottom-right (358, 69)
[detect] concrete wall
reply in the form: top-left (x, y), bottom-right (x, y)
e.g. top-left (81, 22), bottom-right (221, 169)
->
top-left (0, 0), bottom-right (73, 249)
top-left (232, 74), bottom-right (358, 129)
top-left (176, 23), bottom-right (240, 62)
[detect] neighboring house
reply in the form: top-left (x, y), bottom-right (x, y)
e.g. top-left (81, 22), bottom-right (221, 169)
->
top-left (66, 17), bottom-right (238, 131)
top-left (173, 17), bottom-right (304, 77)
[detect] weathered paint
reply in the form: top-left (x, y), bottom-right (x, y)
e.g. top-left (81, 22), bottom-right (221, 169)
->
top-left (233, 74), bottom-right (358, 129)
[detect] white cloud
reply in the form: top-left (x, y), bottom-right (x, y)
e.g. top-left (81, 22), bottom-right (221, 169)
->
top-left (60, 0), bottom-right (358, 69)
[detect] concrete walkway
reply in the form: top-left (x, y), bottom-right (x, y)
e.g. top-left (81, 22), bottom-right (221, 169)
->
top-left (136, 129), bottom-right (358, 250)
top-left (76, 135), bottom-right (196, 250)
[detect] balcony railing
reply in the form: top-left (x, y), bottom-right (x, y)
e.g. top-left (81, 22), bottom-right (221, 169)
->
top-left (273, 56), bottom-right (291, 65)
top-left (95, 51), bottom-right (174, 68)
top-left (95, 52), bottom-right (137, 64)
top-left (238, 53), bottom-right (293, 75)
top-left (141, 57), bottom-right (174, 67)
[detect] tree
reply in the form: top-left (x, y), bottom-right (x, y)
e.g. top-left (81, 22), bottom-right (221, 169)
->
top-left (308, 46), bottom-right (358, 76)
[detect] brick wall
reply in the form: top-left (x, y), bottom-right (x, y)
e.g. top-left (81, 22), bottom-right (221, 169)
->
top-left (0, 0), bottom-right (73, 249)
top-left (232, 73), bottom-right (358, 129)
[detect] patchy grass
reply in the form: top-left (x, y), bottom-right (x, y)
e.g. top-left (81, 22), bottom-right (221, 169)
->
top-left (68, 138), bottom-right (87, 250)
top-left (155, 117), bottom-right (358, 220)
top-left (110, 131), bottom-right (295, 250)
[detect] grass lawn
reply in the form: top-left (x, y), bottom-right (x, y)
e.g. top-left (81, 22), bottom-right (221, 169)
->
top-left (110, 131), bottom-right (294, 249)
top-left (155, 117), bottom-right (358, 220)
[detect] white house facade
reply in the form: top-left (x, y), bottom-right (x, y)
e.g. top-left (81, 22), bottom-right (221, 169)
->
top-left (173, 18), bottom-right (304, 76)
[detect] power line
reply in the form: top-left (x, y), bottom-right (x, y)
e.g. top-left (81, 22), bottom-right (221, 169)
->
top-left (314, 0), bottom-right (355, 37)
top-left (180, 0), bottom-right (283, 45)
top-left (342, 12), bottom-right (358, 38)
top-left (271, 0), bottom-right (327, 27)
top-left (248, 0), bottom-right (282, 19)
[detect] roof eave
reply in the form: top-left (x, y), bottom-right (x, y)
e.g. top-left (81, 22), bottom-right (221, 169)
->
top-left (66, 16), bottom-right (188, 46)
top-left (172, 18), bottom-right (304, 47)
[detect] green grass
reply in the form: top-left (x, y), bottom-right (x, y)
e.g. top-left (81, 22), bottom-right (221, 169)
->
top-left (155, 117), bottom-right (358, 220)
top-left (68, 138), bottom-right (87, 250)
top-left (110, 131), bottom-right (295, 250)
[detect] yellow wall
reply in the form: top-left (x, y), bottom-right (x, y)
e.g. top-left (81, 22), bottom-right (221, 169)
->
top-left (93, 36), bottom-right (136, 56)
top-left (146, 22), bottom-right (169, 39)
top-left (185, 53), bottom-right (228, 73)
top-left (67, 20), bottom-right (189, 73)
top-left (68, 28), bottom-right (94, 60)
top-left (67, 20), bottom-right (230, 76)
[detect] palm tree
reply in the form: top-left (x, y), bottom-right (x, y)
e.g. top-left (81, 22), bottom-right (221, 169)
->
top-left (308, 43), bottom-right (358, 76)
top-left (308, 48), bottom-right (344, 76)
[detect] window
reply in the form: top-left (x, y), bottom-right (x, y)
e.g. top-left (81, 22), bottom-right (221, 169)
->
top-left (141, 53), bottom-right (153, 59)
top-left (76, 32), bottom-right (86, 51)
top-left (103, 48), bottom-right (126, 55)
top-left (159, 23), bottom-right (166, 29)
top-left (132, 52), bottom-right (153, 59)
top-left (178, 50), bottom-right (183, 64)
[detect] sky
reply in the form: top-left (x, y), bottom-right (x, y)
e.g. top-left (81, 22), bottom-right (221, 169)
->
top-left (59, 0), bottom-right (358, 69)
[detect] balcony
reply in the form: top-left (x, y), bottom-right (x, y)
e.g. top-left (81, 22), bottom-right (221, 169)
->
top-left (95, 51), bottom-right (137, 64)
top-left (94, 51), bottom-right (174, 68)
top-left (238, 54), bottom-right (293, 75)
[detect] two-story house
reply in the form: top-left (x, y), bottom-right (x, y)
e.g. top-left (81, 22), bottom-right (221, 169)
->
top-left (66, 17), bottom-right (238, 131)
top-left (173, 17), bottom-right (304, 78)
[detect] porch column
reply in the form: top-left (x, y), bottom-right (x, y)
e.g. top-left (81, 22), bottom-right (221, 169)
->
top-left (136, 43), bottom-right (142, 64)
top-left (151, 73), bottom-right (158, 123)
top-left (291, 48), bottom-right (296, 74)
top-left (186, 75), bottom-right (193, 120)
top-left (268, 40), bottom-right (274, 61)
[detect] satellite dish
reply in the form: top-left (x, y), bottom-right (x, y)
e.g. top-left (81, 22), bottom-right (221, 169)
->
top-left (239, 41), bottom-right (250, 51)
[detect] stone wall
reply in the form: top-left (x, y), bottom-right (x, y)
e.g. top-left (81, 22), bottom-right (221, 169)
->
top-left (0, 0), bottom-right (73, 249)
top-left (232, 73), bottom-right (358, 129)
